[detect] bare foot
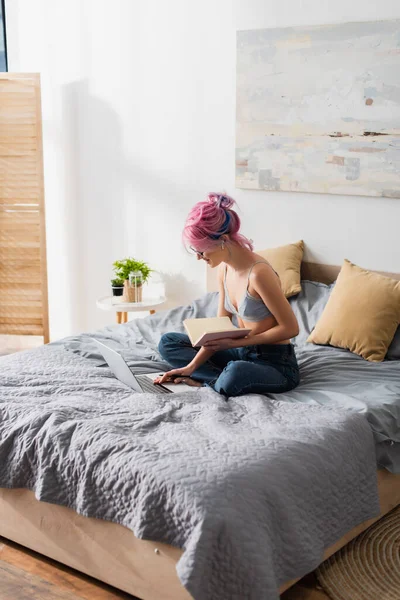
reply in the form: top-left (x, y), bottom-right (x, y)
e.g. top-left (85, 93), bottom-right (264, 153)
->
top-left (174, 377), bottom-right (202, 387)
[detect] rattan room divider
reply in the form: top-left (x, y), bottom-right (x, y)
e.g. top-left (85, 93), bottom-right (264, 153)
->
top-left (0, 73), bottom-right (49, 342)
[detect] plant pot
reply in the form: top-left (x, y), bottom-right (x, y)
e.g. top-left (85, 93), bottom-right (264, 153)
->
top-left (122, 280), bottom-right (143, 303)
top-left (111, 286), bottom-right (124, 297)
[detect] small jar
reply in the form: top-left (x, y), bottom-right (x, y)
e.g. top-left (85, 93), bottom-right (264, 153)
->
top-left (123, 271), bottom-right (143, 303)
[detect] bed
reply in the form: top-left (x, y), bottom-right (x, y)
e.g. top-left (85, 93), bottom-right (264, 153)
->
top-left (0, 261), bottom-right (399, 600)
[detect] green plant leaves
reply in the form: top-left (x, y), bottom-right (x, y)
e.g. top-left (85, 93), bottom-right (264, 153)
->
top-left (112, 257), bottom-right (152, 283)
top-left (111, 278), bottom-right (125, 286)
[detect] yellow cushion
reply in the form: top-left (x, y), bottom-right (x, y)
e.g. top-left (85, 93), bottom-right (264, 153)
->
top-left (308, 259), bottom-right (400, 362)
top-left (258, 240), bottom-right (304, 298)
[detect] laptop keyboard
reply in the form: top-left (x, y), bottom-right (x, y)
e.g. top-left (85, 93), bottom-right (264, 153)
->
top-left (136, 375), bottom-right (171, 394)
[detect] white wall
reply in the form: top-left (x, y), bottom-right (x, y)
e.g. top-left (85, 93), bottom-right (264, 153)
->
top-left (5, 0), bottom-right (400, 340)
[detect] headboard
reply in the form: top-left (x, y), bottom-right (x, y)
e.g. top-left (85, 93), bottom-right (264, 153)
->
top-left (206, 261), bottom-right (400, 293)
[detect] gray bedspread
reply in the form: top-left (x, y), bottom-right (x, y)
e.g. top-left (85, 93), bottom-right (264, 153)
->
top-left (0, 288), bottom-right (385, 600)
top-left (289, 281), bottom-right (400, 472)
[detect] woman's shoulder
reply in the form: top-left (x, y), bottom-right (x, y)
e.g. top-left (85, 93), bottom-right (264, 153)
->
top-left (251, 254), bottom-right (275, 274)
top-left (249, 257), bottom-right (280, 285)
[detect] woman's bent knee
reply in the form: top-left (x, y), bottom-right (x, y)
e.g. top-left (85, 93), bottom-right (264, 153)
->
top-left (213, 360), bottom-right (299, 397)
top-left (213, 361), bottom-right (248, 397)
top-left (158, 332), bottom-right (189, 358)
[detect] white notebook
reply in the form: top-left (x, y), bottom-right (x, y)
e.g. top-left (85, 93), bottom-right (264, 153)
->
top-left (183, 316), bottom-right (251, 347)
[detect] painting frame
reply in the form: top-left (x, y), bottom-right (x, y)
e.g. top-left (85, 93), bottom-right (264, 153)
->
top-left (236, 20), bottom-right (400, 198)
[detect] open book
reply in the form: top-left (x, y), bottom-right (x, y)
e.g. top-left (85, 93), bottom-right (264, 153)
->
top-left (183, 316), bottom-right (251, 347)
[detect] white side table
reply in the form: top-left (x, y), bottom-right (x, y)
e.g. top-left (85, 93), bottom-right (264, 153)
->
top-left (96, 296), bottom-right (167, 324)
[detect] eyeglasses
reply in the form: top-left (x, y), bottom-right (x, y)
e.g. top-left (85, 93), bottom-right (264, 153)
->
top-left (189, 246), bottom-right (204, 257)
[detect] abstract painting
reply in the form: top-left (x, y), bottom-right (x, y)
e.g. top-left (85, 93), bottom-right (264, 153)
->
top-left (236, 20), bottom-right (400, 198)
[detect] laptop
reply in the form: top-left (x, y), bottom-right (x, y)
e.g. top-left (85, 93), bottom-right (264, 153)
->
top-left (92, 338), bottom-right (195, 394)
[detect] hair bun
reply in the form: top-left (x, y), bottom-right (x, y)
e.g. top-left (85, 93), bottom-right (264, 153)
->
top-left (207, 192), bottom-right (235, 210)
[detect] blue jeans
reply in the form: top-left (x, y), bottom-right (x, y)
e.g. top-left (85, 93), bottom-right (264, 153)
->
top-left (158, 332), bottom-right (300, 397)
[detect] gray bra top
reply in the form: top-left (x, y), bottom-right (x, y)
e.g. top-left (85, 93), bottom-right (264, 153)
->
top-left (223, 261), bottom-right (276, 322)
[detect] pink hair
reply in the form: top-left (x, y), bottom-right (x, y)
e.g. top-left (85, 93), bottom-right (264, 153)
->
top-left (182, 192), bottom-right (253, 252)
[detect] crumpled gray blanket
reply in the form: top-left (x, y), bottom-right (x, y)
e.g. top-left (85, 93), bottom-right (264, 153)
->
top-left (0, 292), bottom-right (380, 600)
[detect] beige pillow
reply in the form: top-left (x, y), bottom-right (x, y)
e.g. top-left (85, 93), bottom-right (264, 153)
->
top-left (308, 259), bottom-right (400, 362)
top-left (258, 240), bottom-right (304, 298)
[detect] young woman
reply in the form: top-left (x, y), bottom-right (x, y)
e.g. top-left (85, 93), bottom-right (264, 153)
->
top-left (155, 193), bottom-right (300, 397)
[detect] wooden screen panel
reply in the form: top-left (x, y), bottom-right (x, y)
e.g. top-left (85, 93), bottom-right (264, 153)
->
top-left (0, 74), bottom-right (49, 342)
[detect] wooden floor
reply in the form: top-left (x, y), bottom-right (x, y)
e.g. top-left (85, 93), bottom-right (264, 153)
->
top-left (0, 537), bottom-right (136, 600)
top-left (0, 536), bottom-right (330, 600)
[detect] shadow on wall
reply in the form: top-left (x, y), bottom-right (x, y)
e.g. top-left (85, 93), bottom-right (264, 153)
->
top-left (60, 79), bottom-right (202, 335)
top-left (62, 78), bottom-right (126, 333)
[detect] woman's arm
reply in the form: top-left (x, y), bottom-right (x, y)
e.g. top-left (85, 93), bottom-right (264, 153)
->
top-left (157, 267), bottom-right (229, 382)
top-left (249, 268), bottom-right (299, 343)
top-left (205, 265), bottom-right (299, 350)
top-left (155, 342), bottom-right (216, 382)
top-left (188, 266), bottom-right (231, 369)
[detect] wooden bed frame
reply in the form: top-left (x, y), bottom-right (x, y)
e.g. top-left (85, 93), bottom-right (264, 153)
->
top-left (1, 261), bottom-right (400, 599)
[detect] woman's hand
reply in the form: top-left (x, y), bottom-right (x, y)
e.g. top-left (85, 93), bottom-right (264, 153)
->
top-left (154, 365), bottom-right (195, 385)
top-left (203, 337), bottom-right (239, 352)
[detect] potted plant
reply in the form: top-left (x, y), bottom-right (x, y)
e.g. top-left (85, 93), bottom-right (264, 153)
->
top-left (112, 257), bottom-right (152, 303)
top-left (111, 278), bottom-right (125, 297)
